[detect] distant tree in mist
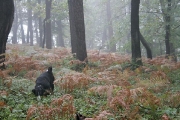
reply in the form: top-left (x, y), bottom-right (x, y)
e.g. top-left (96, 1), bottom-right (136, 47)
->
top-left (12, 0), bottom-right (18, 44)
top-left (56, 19), bottom-right (65, 47)
top-left (160, 0), bottom-right (177, 61)
top-left (106, 0), bottom-right (116, 52)
top-left (28, 0), bottom-right (33, 46)
top-left (6, 0), bottom-right (180, 59)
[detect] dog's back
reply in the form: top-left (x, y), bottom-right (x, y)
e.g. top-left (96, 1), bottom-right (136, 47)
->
top-left (36, 67), bottom-right (54, 89)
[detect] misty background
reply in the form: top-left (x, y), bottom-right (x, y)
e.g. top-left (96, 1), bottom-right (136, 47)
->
top-left (10, 0), bottom-right (180, 57)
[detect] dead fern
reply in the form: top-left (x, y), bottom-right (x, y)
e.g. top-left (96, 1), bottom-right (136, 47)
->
top-left (25, 70), bottom-right (41, 80)
top-left (26, 94), bottom-right (75, 120)
top-left (107, 87), bottom-right (161, 119)
top-left (88, 85), bottom-right (118, 96)
top-left (84, 111), bottom-right (113, 120)
top-left (55, 72), bottom-right (94, 93)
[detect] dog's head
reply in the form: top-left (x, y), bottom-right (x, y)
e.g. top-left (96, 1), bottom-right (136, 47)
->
top-left (47, 66), bottom-right (55, 82)
top-left (32, 85), bottom-right (45, 96)
top-left (48, 67), bottom-right (52, 72)
top-left (32, 87), bottom-right (53, 96)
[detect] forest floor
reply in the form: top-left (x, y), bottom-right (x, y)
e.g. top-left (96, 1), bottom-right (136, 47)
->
top-left (0, 44), bottom-right (180, 120)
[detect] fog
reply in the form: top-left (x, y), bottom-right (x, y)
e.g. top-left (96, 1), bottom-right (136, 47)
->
top-left (10, 0), bottom-right (180, 57)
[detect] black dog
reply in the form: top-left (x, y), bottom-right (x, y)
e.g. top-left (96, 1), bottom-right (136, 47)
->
top-left (32, 67), bottom-right (55, 96)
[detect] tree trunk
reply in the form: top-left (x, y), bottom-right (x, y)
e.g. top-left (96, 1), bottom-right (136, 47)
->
top-left (34, 17), bottom-right (39, 45)
top-left (12, 1), bottom-right (18, 44)
top-left (27, 3), bottom-right (33, 45)
top-left (19, 9), bottom-right (26, 44)
top-left (68, 0), bottom-right (77, 53)
top-left (56, 20), bottom-right (65, 47)
top-left (20, 23), bottom-right (26, 44)
top-left (42, 19), bottom-right (46, 48)
top-left (131, 0), bottom-right (142, 69)
top-left (38, 0), bottom-right (43, 47)
top-left (39, 16), bottom-right (43, 47)
top-left (139, 32), bottom-right (152, 59)
top-left (106, 0), bottom-right (116, 52)
top-left (29, 6), bottom-right (33, 46)
top-left (45, 0), bottom-right (52, 49)
top-left (164, 0), bottom-right (171, 55)
top-left (102, 26), bottom-right (107, 48)
top-left (160, 0), bottom-right (176, 61)
top-left (166, 0), bottom-right (176, 60)
top-left (26, 25), bottom-right (29, 43)
top-left (68, 0), bottom-right (87, 62)
top-left (0, 0), bottom-right (14, 69)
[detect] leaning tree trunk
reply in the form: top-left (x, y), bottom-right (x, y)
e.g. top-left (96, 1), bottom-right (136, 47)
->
top-left (0, 0), bottom-right (14, 69)
top-left (139, 32), bottom-right (152, 59)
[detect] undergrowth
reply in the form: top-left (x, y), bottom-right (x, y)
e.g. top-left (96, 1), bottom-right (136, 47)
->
top-left (0, 44), bottom-right (180, 120)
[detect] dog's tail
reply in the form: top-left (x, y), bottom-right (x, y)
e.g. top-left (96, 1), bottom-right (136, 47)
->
top-left (48, 67), bottom-right (52, 73)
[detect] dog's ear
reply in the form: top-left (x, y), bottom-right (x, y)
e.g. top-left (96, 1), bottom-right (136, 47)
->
top-left (48, 67), bottom-right (52, 73)
top-left (32, 89), bottom-right (36, 95)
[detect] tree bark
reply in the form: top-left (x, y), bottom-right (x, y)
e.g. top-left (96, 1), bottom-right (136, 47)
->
top-left (45, 0), bottom-right (52, 49)
top-left (68, 0), bottom-right (77, 53)
top-left (131, 0), bottom-right (142, 69)
top-left (0, 0), bottom-right (14, 69)
top-left (165, 0), bottom-right (171, 55)
top-left (12, 1), bottom-right (18, 44)
top-left (160, 0), bottom-right (176, 61)
top-left (160, 0), bottom-right (175, 55)
top-left (68, 0), bottom-right (87, 62)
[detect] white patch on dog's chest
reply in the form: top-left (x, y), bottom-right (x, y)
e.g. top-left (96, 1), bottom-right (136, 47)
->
top-left (37, 95), bottom-right (41, 101)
